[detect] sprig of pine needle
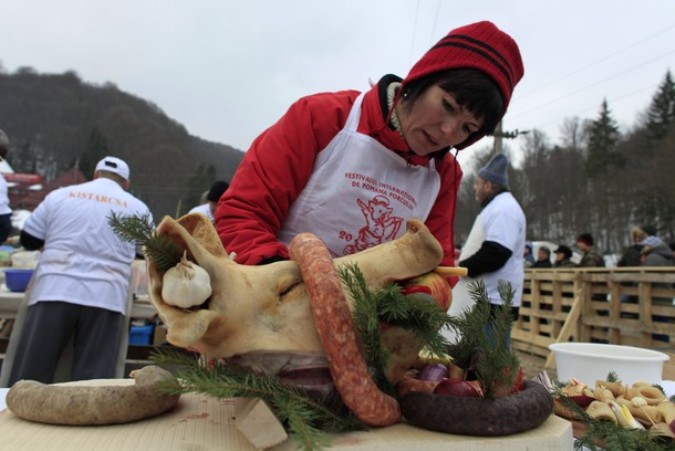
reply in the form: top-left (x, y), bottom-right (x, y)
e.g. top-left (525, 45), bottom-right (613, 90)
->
top-left (376, 289), bottom-right (452, 356)
top-left (338, 264), bottom-right (394, 395)
top-left (151, 349), bottom-right (362, 451)
top-left (338, 263), bottom-right (454, 396)
top-left (553, 391), bottom-right (671, 451)
top-left (606, 371), bottom-right (619, 383)
top-left (107, 212), bottom-right (182, 272)
top-left (443, 280), bottom-right (520, 398)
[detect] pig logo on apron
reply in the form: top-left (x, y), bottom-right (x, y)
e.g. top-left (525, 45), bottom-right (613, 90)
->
top-left (343, 195), bottom-right (404, 254)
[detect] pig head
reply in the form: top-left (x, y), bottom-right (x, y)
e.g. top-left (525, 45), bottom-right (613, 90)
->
top-left (147, 213), bottom-right (444, 383)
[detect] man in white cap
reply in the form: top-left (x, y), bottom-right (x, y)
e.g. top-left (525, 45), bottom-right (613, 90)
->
top-left (8, 156), bottom-right (153, 384)
top-left (454, 153), bottom-right (526, 348)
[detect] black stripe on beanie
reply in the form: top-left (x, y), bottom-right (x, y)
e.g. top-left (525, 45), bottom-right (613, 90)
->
top-left (433, 36), bottom-right (514, 88)
top-left (441, 34), bottom-right (514, 76)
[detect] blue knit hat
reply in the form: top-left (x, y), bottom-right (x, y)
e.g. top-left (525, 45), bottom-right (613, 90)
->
top-left (477, 153), bottom-right (509, 187)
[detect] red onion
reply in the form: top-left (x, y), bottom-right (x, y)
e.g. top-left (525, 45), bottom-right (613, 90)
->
top-left (417, 363), bottom-right (449, 381)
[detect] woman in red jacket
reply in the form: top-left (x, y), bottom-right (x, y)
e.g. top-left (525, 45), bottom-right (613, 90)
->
top-left (215, 21), bottom-right (524, 274)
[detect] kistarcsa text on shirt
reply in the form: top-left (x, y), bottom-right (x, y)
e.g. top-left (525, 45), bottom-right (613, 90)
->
top-left (68, 191), bottom-right (129, 207)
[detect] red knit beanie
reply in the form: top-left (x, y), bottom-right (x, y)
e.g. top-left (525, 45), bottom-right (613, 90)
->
top-left (576, 233), bottom-right (594, 247)
top-left (401, 21), bottom-right (524, 115)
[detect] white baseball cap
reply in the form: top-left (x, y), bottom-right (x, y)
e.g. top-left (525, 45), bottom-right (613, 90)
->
top-left (95, 156), bottom-right (130, 181)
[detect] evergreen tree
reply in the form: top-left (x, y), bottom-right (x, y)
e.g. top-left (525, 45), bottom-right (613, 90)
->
top-left (80, 127), bottom-right (110, 180)
top-left (644, 70), bottom-right (675, 147)
top-left (584, 99), bottom-right (622, 251)
top-left (628, 71), bottom-right (675, 232)
top-left (585, 99), bottom-right (622, 178)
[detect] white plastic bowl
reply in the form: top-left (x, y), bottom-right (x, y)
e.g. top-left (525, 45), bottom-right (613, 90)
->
top-left (549, 342), bottom-right (669, 385)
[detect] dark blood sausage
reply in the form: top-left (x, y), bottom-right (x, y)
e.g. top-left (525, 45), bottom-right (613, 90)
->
top-left (400, 380), bottom-right (553, 436)
top-left (289, 233), bottom-right (401, 427)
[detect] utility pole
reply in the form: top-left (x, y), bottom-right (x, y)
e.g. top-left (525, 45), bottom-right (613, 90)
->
top-left (491, 121), bottom-right (529, 153)
top-left (493, 122), bottom-right (504, 154)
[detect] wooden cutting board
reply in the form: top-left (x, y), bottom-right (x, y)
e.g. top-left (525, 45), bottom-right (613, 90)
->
top-left (0, 379), bottom-right (574, 450)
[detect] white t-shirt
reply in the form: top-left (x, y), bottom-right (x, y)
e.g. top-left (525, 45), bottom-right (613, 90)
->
top-left (23, 177), bottom-right (153, 314)
top-left (0, 174), bottom-right (11, 215)
top-left (463, 191), bottom-right (526, 307)
top-left (188, 203), bottom-right (213, 221)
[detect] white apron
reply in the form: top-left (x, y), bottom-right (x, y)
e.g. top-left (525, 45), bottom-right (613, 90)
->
top-left (278, 93), bottom-right (441, 257)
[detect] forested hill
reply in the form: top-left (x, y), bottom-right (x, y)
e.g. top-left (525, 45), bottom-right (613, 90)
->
top-left (1, 67), bottom-right (674, 254)
top-left (0, 67), bottom-right (244, 219)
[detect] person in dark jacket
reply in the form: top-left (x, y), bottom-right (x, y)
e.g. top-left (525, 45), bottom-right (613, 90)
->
top-left (575, 233), bottom-right (605, 267)
top-left (639, 236), bottom-right (673, 267)
top-left (638, 235), bottom-right (674, 342)
top-left (531, 246), bottom-right (553, 268)
top-left (618, 225), bottom-right (655, 267)
top-left (553, 245), bottom-right (576, 268)
top-left (523, 242), bottom-right (535, 267)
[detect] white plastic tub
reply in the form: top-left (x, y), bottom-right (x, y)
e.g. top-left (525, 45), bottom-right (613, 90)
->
top-left (549, 342), bottom-right (670, 385)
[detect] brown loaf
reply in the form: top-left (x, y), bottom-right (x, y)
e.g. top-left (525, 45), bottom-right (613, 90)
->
top-left (289, 232), bottom-right (401, 427)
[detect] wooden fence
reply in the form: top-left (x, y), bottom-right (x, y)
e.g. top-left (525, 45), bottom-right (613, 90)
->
top-left (512, 267), bottom-right (675, 369)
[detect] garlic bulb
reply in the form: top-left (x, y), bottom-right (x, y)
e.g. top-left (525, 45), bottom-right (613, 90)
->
top-left (161, 253), bottom-right (212, 308)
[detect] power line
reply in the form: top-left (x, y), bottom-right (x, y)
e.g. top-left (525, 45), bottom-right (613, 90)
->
top-left (408, 0), bottom-right (422, 67)
top-left (512, 49), bottom-right (674, 120)
top-left (527, 82), bottom-right (660, 131)
top-left (429, 0), bottom-right (442, 46)
top-left (519, 25), bottom-right (675, 100)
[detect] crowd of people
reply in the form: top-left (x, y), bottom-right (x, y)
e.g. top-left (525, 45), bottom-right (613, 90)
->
top-left (520, 226), bottom-right (675, 271)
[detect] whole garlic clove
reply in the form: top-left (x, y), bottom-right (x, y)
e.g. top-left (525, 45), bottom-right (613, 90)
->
top-left (161, 253), bottom-right (212, 308)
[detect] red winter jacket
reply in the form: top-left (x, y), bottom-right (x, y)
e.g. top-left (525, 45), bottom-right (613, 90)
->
top-left (214, 76), bottom-right (463, 268)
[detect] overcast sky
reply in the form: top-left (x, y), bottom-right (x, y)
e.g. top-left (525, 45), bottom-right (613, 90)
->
top-left (2, 1), bottom-right (674, 170)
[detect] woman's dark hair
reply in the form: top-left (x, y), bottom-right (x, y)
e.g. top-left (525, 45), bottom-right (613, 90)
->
top-left (401, 69), bottom-right (504, 147)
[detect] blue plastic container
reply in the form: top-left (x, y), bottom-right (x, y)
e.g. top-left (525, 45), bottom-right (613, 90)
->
top-left (4, 268), bottom-right (34, 292)
top-left (129, 325), bottom-right (154, 345)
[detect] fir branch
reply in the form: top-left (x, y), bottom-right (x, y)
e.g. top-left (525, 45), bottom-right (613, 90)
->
top-left (150, 349), bottom-right (362, 451)
top-left (606, 371), bottom-right (619, 383)
top-left (337, 263), bottom-right (456, 396)
top-left (554, 389), bottom-right (673, 451)
top-left (573, 415), bottom-right (669, 451)
top-left (108, 212), bottom-right (182, 272)
top-left (108, 211), bottom-right (154, 242)
top-left (443, 280), bottom-right (521, 398)
top-left (338, 264), bottom-right (394, 395)
top-left (444, 282), bottom-right (492, 369)
top-left (376, 289), bottom-right (452, 357)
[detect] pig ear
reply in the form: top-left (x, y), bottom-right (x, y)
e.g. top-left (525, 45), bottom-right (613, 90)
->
top-left (177, 213), bottom-right (229, 258)
top-left (148, 215), bottom-right (229, 350)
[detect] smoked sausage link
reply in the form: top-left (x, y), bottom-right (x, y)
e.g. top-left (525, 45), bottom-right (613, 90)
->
top-left (289, 233), bottom-right (401, 427)
top-left (6, 365), bottom-right (180, 425)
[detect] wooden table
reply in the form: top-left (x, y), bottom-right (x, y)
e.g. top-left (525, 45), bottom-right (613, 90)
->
top-left (0, 379), bottom-right (574, 450)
